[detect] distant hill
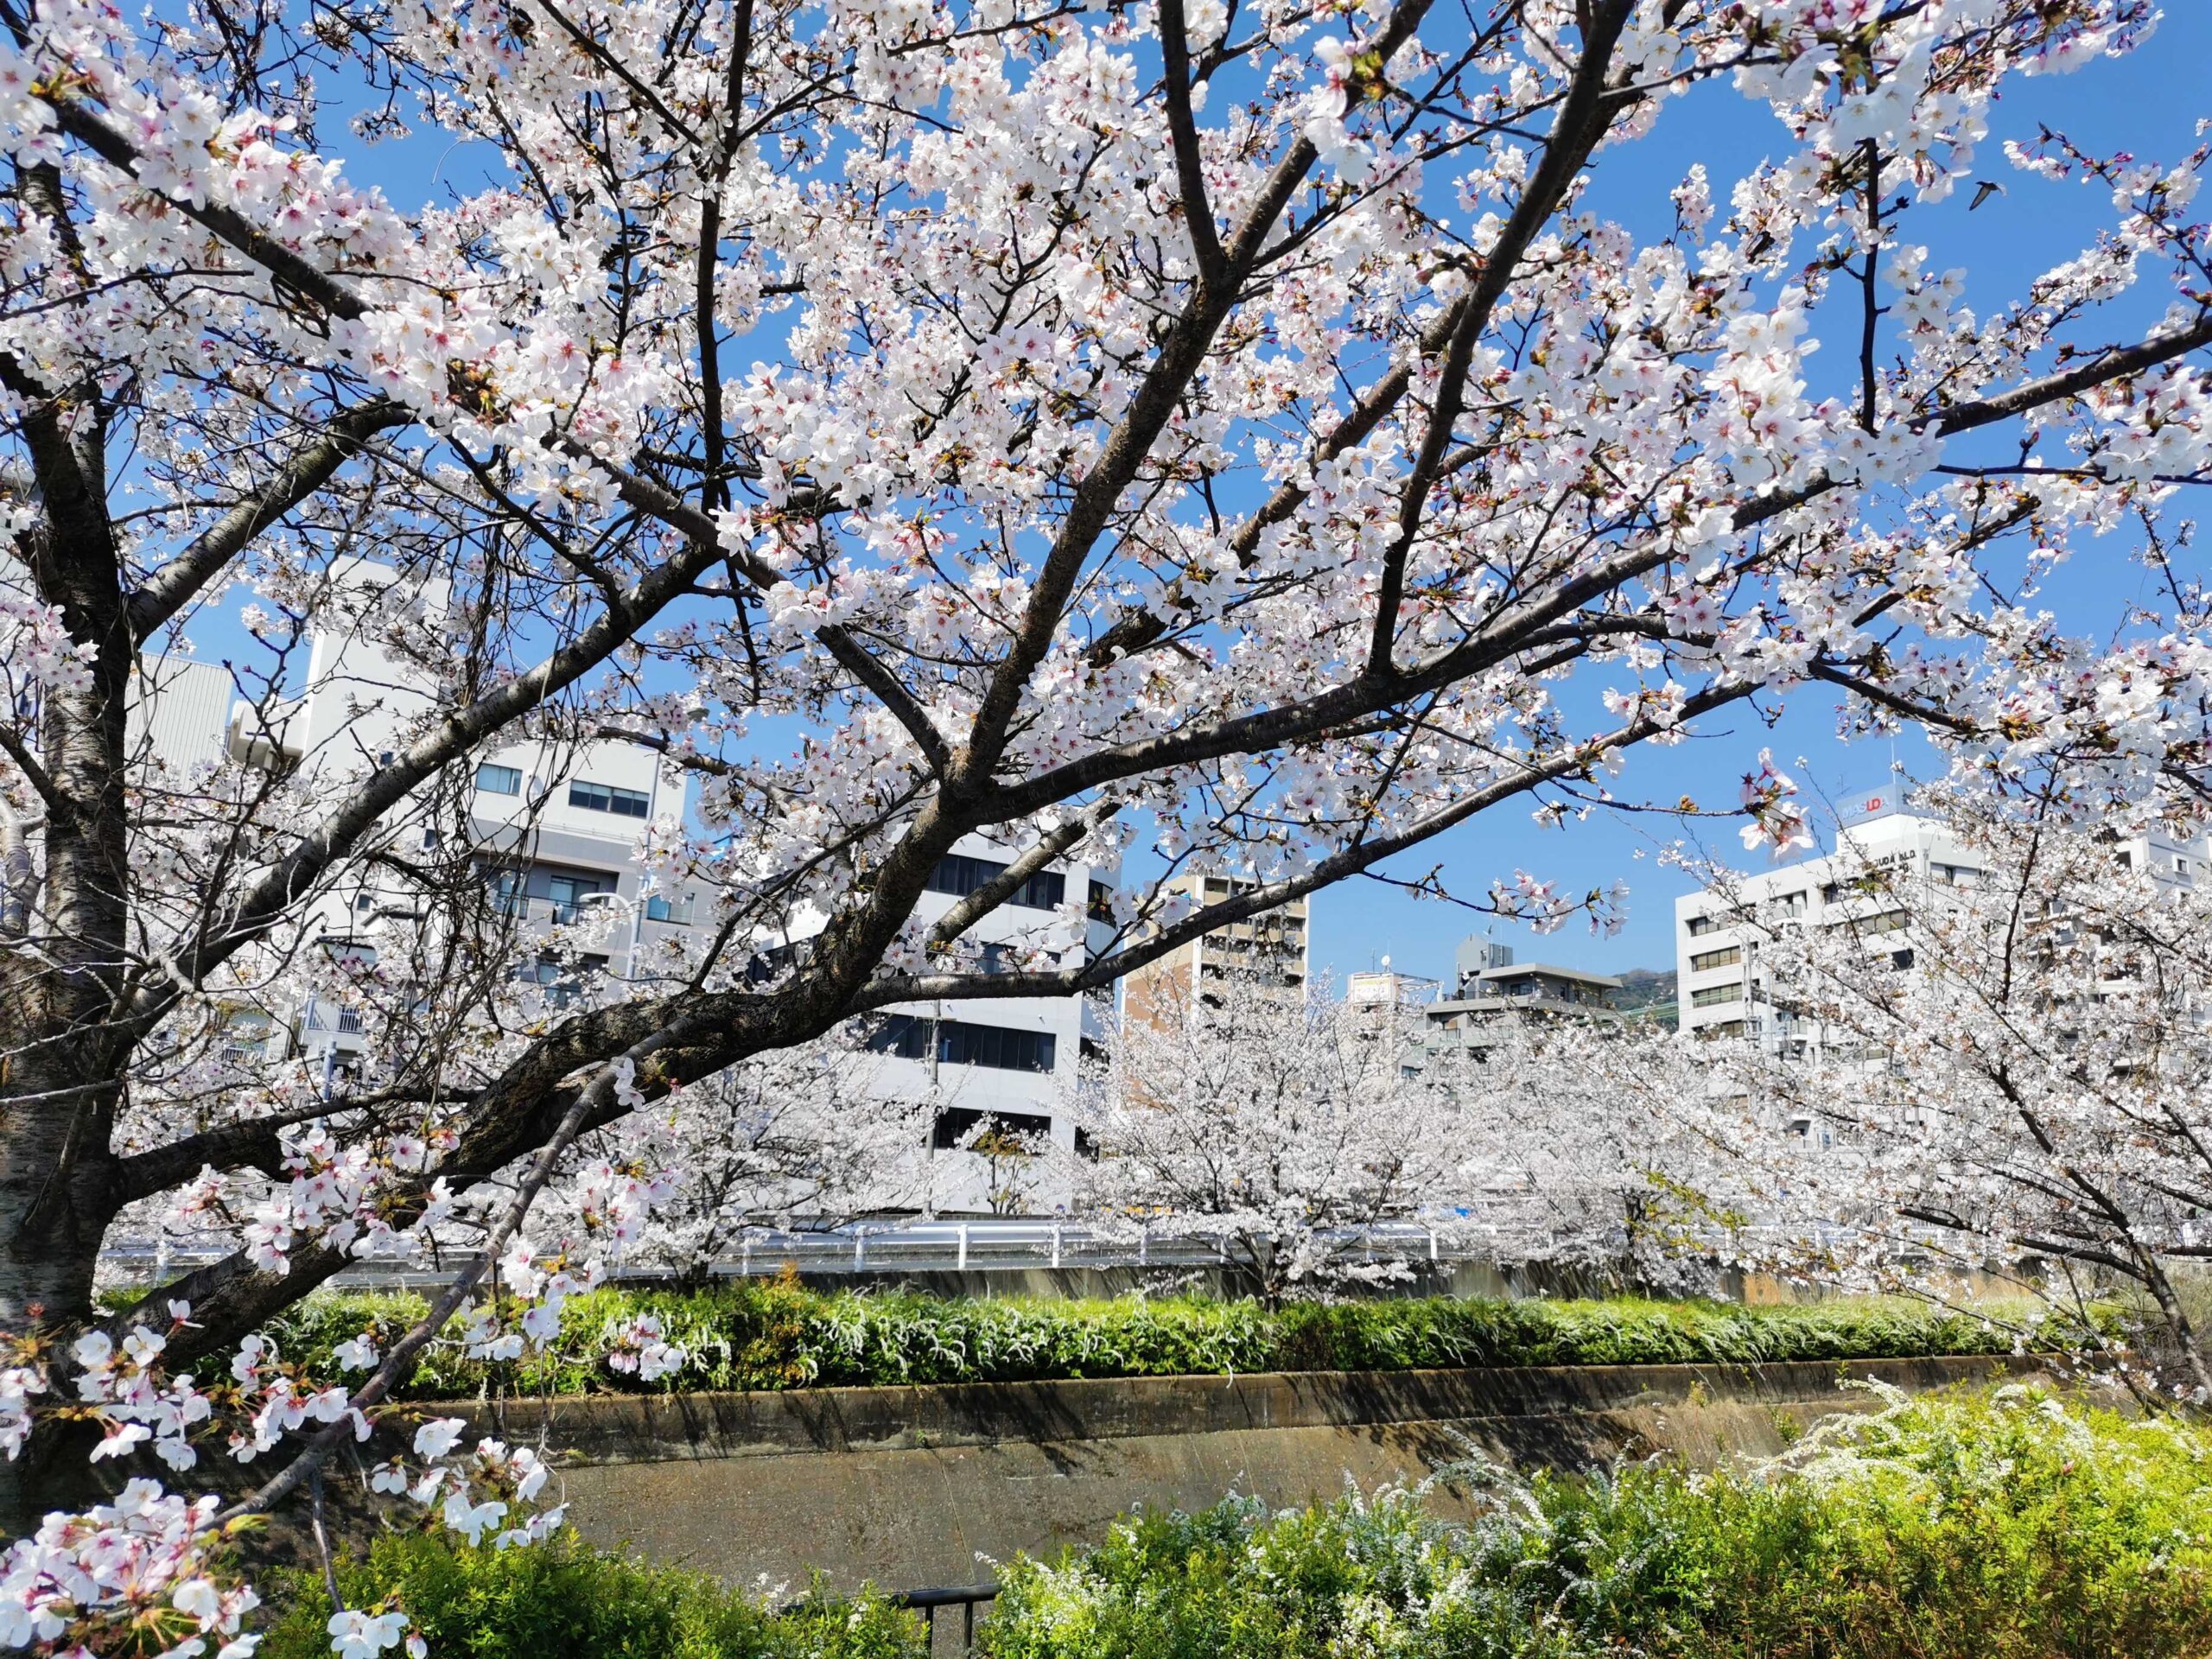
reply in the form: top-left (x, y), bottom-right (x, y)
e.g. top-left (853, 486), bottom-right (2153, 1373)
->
top-left (1611, 967), bottom-right (1677, 1021)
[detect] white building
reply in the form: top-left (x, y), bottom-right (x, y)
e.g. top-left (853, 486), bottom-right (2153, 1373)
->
top-left (854, 834), bottom-right (1119, 1212)
top-left (1353, 937), bottom-right (1630, 1069)
top-left (1674, 786), bottom-right (2210, 1060)
top-left (130, 656), bottom-right (237, 778)
top-left (142, 561), bottom-right (1118, 1210)
top-left (165, 560), bottom-right (696, 1076)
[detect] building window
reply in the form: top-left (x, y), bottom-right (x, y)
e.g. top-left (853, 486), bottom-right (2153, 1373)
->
top-left (1691, 982), bottom-right (1744, 1008)
top-left (1686, 915), bottom-right (1721, 938)
top-left (866, 1014), bottom-right (1057, 1072)
top-left (546, 873), bottom-right (613, 923)
top-left (930, 1107), bottom-right (1052, 1151)
top-left (569, 779), bottom-right (651, 818)
top-left (515, 953), bottom-right (608, 1010)
top-left (644, 893), bottom-right (694, 925)
top-left (925, 852), bottom-right (1065, 910)
top-left (1773, 891), bottom-right (1808, 917)
top-left (476, 763), bottom-right (523, 795)
top-left (1689, 946), bottom-right (1742, 972)
top-left (1700, 1018), bottom-right (1746, 1039)
top-left (1857, 909), bottom-right (1909, 936)
top-left (1088, 879), bottom-right (1116, 922)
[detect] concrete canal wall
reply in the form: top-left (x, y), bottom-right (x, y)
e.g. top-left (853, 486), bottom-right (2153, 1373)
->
top-left (419, 1352), bottom-right (2050, 1592)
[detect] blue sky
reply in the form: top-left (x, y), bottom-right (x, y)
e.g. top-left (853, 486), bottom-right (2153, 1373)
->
top-left (164, 5), bottom-right (2212, 986)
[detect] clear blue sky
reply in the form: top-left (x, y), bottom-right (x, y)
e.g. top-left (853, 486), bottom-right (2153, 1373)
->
top-left (168, 7), bottom-right (2212, 986)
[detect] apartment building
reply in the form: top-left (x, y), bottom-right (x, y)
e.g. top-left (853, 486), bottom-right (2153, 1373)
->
top-left (1121, 871), bottom-right (1311, 1025)
top-left (1675, 792), bottom-right (1993, 1056)
top-left (160, 561), bottom-right (697, 1076)
top-left (1673, 785), bottom-right (2210, 1058)
top-left (855, 835), bottom-right (1120, 1211)
top-left (137, 562), bottom-right (1119, 1208)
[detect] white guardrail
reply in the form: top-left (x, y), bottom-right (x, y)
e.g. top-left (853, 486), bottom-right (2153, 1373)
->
top-left (100, 1217), bottom-right (1544, 1288)
top-left (99, 1213), bottom-right (1926, 1289)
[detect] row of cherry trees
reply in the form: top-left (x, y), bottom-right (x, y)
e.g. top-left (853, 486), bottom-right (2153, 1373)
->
top-left (3, 0), bottom-right (2210, 1647)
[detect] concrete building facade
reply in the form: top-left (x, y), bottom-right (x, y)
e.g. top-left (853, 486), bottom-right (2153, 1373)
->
top-left (1346, 937), bottom-right (1630, 1068)
top-left (852, 833), bottom-right (1119, 1210)
top-left (137, 562), bottom-right (1117, 1211)
top-left (1673, 786), bottom-right (2211, 1061)
top-left (1121, 872), bottom-right (1311, 1025)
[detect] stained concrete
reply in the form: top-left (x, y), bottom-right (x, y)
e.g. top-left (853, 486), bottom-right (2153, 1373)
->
top-left (405, 1354), bottom-right (2048, 1592)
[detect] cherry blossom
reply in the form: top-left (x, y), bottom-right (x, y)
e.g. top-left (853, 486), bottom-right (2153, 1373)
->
top-left (0, 0), bottom-right (2205, 1634)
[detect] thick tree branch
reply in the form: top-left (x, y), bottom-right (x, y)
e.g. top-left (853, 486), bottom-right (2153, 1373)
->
top-left (128, 400), bottom-right (411, 640)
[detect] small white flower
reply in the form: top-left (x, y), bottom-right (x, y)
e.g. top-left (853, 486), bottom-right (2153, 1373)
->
top-left (327, 1607), bottom-right (410, 1659)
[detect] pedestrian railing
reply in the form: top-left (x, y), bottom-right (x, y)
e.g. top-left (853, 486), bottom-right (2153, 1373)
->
top-left (779, 1581), bottom-right (999, 1654)
top-left (892, 1582), bottom-right (999, 1652)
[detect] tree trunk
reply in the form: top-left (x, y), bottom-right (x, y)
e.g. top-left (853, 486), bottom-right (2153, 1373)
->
top-left (0, 355), bottom-right (137, 1534)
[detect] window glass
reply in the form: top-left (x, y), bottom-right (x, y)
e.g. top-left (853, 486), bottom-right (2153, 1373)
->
top-left (925, 852), bottom-right (1066, 909)
top-left (569, 780), bottom-right (651, 817)
top-left (864, 1014), bottom-right (1057, 1072)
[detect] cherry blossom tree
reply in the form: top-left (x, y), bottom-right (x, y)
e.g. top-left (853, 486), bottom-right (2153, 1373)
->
top-left (1712, 786), bottom-right (2212, 1401)
top-left (0, 0), bottom-right (2207, 1640)
top-left (1448, 1022), bottom-right (1763, 1291)
top-left (520, 1033), bottom-right (935, 1283)
top-left (1080, 969), bottom-right (1485, 1302)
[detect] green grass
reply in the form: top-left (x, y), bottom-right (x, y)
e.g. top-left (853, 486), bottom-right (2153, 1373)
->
top-left (979, 1385), bottom-right (2212, 1659)
top-left (252, 1277), bottom-right (2084, 1400)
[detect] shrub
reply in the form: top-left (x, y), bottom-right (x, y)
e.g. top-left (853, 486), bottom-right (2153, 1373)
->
top-left (980, 1386), bottom-right (2212, 1659)
top-left (256, 1531), bottom-right (925, 1659)
top-left (257, 1279), bottom-right (2083, 1402)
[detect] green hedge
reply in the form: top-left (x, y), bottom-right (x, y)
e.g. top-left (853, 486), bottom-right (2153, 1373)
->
top-left (257, 1532), bottom-right (924, 1659)
top-left (257, 1279), bottom-right (2084, 1400)
top-left (980, 1387), bottom-right (2212, 1659)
